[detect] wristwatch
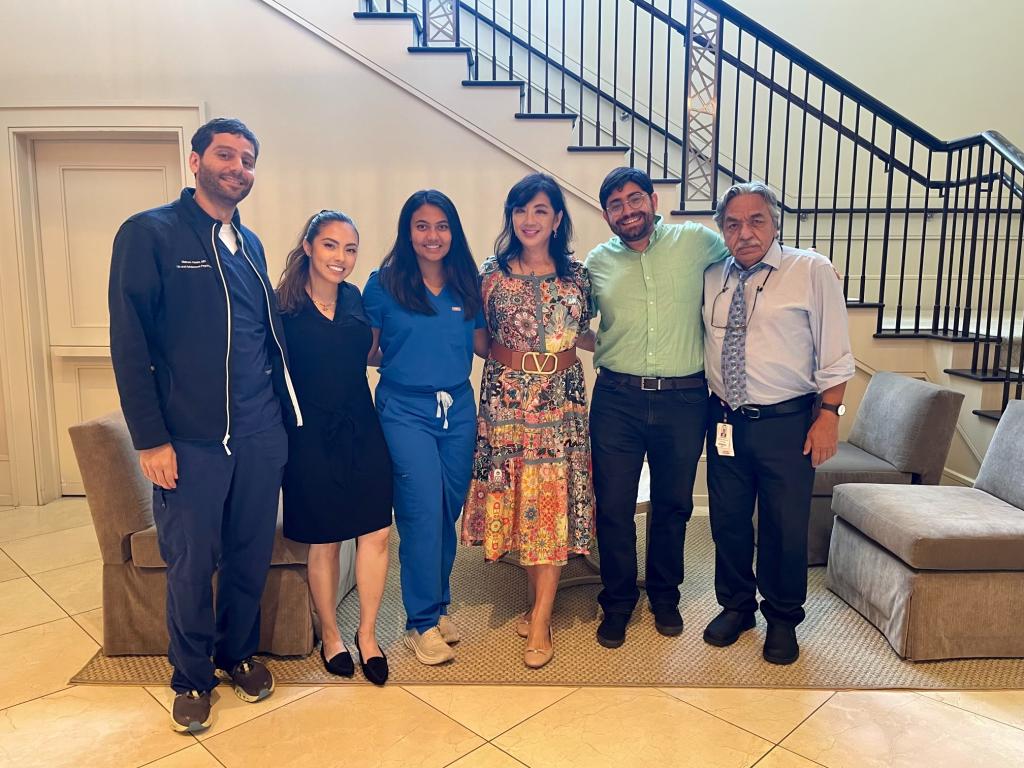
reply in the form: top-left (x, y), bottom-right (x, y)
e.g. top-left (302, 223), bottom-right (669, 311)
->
top-left (820, 402), bottom-right (846, 416)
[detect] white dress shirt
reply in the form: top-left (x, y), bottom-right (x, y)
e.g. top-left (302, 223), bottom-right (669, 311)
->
top-left (703, 240), bottom-right (855, 406)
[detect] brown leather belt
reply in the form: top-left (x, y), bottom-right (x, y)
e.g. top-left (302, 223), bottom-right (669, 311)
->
top-left (489, 340), bottom-right (577, 375)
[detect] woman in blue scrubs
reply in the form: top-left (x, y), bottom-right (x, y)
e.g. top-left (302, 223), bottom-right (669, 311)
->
top-left (363, 189), bottom-right (489, 666)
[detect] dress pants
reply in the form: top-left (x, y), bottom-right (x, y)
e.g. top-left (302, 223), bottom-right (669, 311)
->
top-left (376, 382), bottom-right (476, 632)
top-left (705, 398), bottom-right (815, 627)
top-left (153, 425), bottom-right (288, 693)
top-left (589, 374), bottom-right (709, 616)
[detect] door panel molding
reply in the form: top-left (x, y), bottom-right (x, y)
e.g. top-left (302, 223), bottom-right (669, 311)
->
top-left (0, 105), bottom-right (202, 505)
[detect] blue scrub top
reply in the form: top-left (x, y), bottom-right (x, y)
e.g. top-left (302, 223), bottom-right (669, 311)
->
top-left (216, 237), bottom-right (282, 438)
top-left (363, 270), bottom-right (485, 392)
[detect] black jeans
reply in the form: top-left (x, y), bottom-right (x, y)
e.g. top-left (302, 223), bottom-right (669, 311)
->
top-left (589, 374), bottom-right (709, 616)
top-left (705, 397), bottom-right (815, 627)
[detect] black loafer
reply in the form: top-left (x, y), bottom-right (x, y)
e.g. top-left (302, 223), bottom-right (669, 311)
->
top-left (596, 613), bottom-right (629, 649)
top-left (763, 623), bottom-right (799, 665)
top-left (703, 610), bottom-right (756, 647)
top-left (320, 642), bottom-right (355, 677)
top-left (354, 632), bottom-right (389, 686)
top-left (650, 604), bottom-right (684, 636)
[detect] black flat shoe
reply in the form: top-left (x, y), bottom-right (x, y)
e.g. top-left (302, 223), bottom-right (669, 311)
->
top-left (320, 642), bottom-right (354, 677)
top-left (354, 632), bottom-right (389, 686)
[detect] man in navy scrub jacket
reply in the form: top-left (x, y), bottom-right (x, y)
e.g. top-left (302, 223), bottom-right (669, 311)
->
top-left (109, 118), bottom-right (302, 732)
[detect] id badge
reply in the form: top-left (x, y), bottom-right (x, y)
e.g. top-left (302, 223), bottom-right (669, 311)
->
top-left (714, 422), bottom-right (735, 457)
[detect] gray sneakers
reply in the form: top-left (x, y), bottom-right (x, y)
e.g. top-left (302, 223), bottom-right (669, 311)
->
top-left (437, 615), bottom-right (461, 644)
top-left (404, 626), bottom-right (455, 665)
top-left (171, 690), bottom-right (212, 733)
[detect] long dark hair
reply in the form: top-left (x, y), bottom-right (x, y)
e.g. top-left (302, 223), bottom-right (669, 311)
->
top-left (276, 209), bottom-right (359, 314)
top-left (494, 173), bottom-right (575, 279)
top-left (379, 189), bottom-right (481, 318)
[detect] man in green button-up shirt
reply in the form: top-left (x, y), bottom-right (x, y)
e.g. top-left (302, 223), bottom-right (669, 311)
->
top-left (583, 167), bottom-right (728, 649)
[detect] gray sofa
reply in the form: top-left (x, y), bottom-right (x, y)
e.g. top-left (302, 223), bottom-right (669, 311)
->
top-left (807, 372), bottom-right (964, 564)
top-left (827, 400), bottom-right (1024, 660)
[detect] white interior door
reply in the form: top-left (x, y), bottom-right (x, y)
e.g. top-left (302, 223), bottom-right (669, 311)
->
top-left (34, 139), bottom-right (183, 494)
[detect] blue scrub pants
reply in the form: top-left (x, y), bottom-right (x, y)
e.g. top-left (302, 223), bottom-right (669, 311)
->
top-left (376, 381), bottom-right (476, 632)
top-left (152, 425), bottom-right (288, 693)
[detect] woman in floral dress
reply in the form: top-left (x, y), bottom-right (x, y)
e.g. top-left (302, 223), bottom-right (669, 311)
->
top-left (462, 173), bottom-right (595, 669)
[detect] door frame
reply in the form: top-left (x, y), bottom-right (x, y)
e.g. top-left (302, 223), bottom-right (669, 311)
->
top-left (0, 105), bottom-right (203, 506)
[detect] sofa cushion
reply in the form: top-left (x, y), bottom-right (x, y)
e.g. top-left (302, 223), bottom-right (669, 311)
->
top-left (847, 372), bottom-right (964, 485)
top-left (813, 441), bottom-right (912, 495)
top-left (68, 411), bottom-right (154, 564)
top-left (974, 400), bottom-right (1024, 511)
top-left (131, 510), bottom-right (308, 568)
top-left (832, 483), bottom-right (1024, 570)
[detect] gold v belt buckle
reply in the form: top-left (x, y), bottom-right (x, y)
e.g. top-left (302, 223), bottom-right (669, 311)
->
top-left (522, 351), bottom-right (558, 375)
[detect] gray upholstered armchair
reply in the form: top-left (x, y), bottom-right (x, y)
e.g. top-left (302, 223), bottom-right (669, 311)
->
top-left (808, 372), bottom-right (964, 564)
top-left (69, 411), bottom-right (317, 656)
top-left (827, 400), bottom-right (1024, 660)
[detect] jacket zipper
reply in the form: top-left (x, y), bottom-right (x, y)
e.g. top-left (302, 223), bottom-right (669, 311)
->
top-left (210, 224), bottom-right (233, 455)
top-left (235, 225), bottom-right (304, 429)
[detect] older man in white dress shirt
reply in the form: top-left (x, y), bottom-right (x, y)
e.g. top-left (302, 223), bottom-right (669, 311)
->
top-left (701, 181), bottom-right (854, 665)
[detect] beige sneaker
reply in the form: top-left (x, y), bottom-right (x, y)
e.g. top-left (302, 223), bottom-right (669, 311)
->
top-left (438, 615), bottom-right (461, 644)
top-left (404, 627), bottom-right (455, 665)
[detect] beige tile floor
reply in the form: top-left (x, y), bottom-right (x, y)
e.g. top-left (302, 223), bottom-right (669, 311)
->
top-left (1, 499), bottom-right (1023, 768)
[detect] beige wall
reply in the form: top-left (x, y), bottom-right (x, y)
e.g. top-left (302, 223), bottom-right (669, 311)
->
top-left (724, 0), bottom-right (1023, 142)
top-left (0, 0), bottom-right (1002, 502)
top-left (0, 0), bottom-right (615, 503)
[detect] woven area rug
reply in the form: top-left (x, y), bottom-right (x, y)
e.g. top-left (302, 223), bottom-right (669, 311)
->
top-left (72, 517), bottom-right (1024, 689)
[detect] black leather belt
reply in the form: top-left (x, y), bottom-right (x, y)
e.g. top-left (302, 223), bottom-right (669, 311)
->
top-left (713, 393), bottom-right (816, 420)
top-left (600, 369), bottom-right (707, 391)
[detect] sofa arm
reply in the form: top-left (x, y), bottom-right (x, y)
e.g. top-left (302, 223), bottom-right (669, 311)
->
top-left (69, 411), bottom-right (154, 564)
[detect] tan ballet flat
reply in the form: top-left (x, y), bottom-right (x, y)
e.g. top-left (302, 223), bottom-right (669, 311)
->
top-left (515, 611), bottom-right (531, 639)
top-left (524, 627), bottom-right (554, 669)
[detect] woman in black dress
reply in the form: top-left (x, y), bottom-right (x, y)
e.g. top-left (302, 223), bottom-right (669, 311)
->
top-left (276, 210), bottom-right (393, 685)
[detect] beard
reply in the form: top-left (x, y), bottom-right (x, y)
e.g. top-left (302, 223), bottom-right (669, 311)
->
top-left (195, 162), bottom-right (253, 207)
top-left (611, 209), bottom-right (655, 244)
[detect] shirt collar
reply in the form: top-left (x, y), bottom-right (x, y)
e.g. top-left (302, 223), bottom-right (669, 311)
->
top-left (725, 239), bottom-right (782, 281)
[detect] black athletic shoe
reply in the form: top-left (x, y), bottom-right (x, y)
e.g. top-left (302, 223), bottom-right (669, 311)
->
top-left (703, 609), bottom-right (756, 647)
top-left (596, 613), bottom-right (629, 649)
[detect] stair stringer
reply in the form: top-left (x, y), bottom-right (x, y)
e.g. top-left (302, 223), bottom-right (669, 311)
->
top-left (259, 0), bottom-right (627, 208)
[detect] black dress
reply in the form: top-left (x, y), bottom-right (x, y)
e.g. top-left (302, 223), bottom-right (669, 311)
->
top-left (281, 285), bottom-right (393, 543)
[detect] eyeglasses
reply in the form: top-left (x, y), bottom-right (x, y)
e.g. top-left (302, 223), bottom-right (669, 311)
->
top-left (606, 192), bottom-right (650, 217)
top-left (708, 267), bottom-right (773, 329)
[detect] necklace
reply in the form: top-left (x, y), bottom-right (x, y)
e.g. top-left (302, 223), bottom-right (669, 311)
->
top-left (306, 287), bottom-right (336, 313)
top-left (515, 255), bottom-right (551, 276)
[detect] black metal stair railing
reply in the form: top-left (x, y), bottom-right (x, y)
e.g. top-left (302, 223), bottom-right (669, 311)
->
top-left (361, 0), bottom-right (1024, 417)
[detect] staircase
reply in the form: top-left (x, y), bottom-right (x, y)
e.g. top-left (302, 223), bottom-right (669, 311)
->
top-left (289, 0), bottom-right (1024, 420)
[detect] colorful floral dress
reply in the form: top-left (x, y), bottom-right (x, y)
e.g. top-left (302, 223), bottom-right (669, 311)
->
top-left (462, 256), bottom-right (596, 565)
